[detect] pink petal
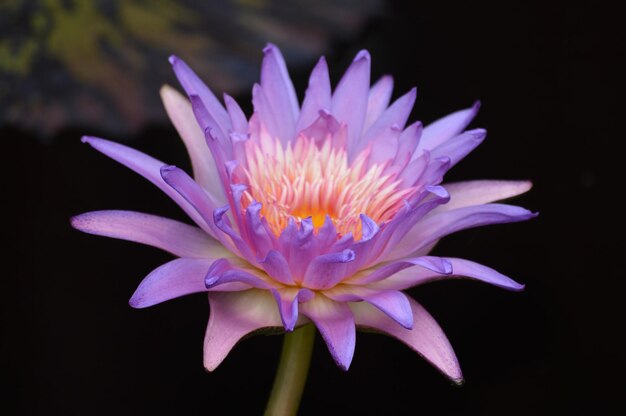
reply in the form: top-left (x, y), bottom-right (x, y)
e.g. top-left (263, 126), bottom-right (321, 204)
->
top-left (71, 210), bottom-right (229, 259)
top-left (351, 297), bottom-right (463, 383)
top-left (435, 180), bottom-right (533, 213)
top-left (204, 290), bottom-right (284, 371)
top-left (159, 85), bottom-right (225, 204)
top-left (129, 258), bottom-right (213, 308)
top-left (419, 101), bottom-right (481, 152)
top-left (300, 294), bottom-right (356, 370)
top-left (297, 57), bottom-right (332, 133)
top-left (80, 136), bottom-right (213, 237)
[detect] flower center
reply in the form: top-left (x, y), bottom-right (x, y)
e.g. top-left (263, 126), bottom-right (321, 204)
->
top-left (242, 135), bottom-right (415, 239)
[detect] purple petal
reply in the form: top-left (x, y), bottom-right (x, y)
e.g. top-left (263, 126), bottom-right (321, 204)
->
top-left (259, 250), bottom-right (295, 285)
top-left (260, 44), bottom-right (299, 142)
top-left (351, 297), bottom-right (463, 383)
top-left (300, 295), bottom-right (356, 371)
top-left (159, 166), bottom-right (219, 235)
top-left (371, 257), bottom-right (524, 291)
top-left (350, 256), bottom-right (452, 285)
top-left (212, 205), bottom-right (255, 261)
top-left (169, 55), bottom-right (230, 139)
top-left (367, 125), bottom-right (401, 167)
top-left (419, 101), bottom-right (480, 152)
top-left (429, 128), bottom-right (486, 167)
top-left (71, 210), bottom-right (228, 259)
top-left (271, 288), bottom-right (315, 331)
top-left (358, 87), bottom-right (417, 156)
top-left (204, 290), bottom-right (284, 371)
top-left (388, 203), bottom-right (538, 260)
top-left (302, 249), bottom-right (356, 290)
top-left (435, 180), bottom-right (533, 213)
top-left (326, 286), bottom-right (413, 329)
top-left (244, 202), bottom-right (275, 258)
top-left (395, 121), bottom-right (423, 163)
top-left (363, 75), bottom-right (394, 132)
top-left (204, 259), bottom-right (271, 290)
top-left (297, 57), bottom-right (332, 133)
top-left (332, 51), bottom-right (371, 153)
top-left (80, 136), bottom-right (213, 237)
top-left (360, 214), bottom-right (380, 242)
top-left (223, 93), bottom-right (248, 134)
top-left (129, 258), bottom-right (212, 308)
top-left (159, 86), bottom-right (225, 204)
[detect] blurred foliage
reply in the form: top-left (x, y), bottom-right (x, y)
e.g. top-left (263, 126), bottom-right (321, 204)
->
top-left (0, 0), bottom-right (381, 138)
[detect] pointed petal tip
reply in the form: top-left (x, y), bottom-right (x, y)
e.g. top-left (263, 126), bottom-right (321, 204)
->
top-left (128, 293), bottom-right (146, 309)
top-left (354, 49), bottom-right (371, 62)
top-left (80, 135), bottom-right (98, 144)
top-left (469, 128), bottom-right (487, 141)
top-left (168, 55), bottom-right (179, 65)
top-left (159, 164), bottom-right (178, 178)
top-left (263, 42), bottom-right (278, 54)
top-left (451, 375), bottom-right (465, 386)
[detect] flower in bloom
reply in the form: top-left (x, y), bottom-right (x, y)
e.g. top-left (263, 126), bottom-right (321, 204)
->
top-left (72, 44), bottom-right (535, 382)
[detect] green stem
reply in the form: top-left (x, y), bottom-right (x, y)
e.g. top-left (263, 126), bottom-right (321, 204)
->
top-left (264, 324), bottom-right (315, 416)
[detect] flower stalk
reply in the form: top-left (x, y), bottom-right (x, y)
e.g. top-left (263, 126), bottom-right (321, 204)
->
top-left (265, 324), bottom-right (316, 416)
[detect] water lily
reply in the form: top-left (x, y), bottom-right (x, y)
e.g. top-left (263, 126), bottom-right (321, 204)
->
top-left (72, 44), bottom-right (535, 414)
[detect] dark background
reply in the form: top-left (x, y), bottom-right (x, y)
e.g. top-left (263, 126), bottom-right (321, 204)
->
top-left (4, 0), bottom-right (622, 414)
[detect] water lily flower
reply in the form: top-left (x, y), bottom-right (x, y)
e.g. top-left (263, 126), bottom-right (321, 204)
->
top-left (72, 44), bottom-right (535, 397)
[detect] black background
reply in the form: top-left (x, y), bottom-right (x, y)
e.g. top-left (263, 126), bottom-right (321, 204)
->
top-left (4, 0), bottom-right (622, 414)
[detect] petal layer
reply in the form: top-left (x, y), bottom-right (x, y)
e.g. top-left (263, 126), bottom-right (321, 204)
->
top-left (204, 290), bottom-right (284, 371)
top-left (351, 297), bottom-right (463, 383)
top-left (71, 210), bottom-right (228, 258)
top-left (129, 258), bottom-right (213, 308)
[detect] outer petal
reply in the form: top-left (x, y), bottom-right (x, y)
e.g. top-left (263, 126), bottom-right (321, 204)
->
top-left (418, 101), bottom-right (480, 152)
top-left (71, 210), bottom-right (229, 259)
top-left (169, 55), bottom-right (230, 140)
top-left (204, 290), bottom-right (284, 371)
top-left (271, 287), bottom-right (315, 331)
top-left (129, 258), bottom-right (213, 308)
top-left (260, 44), bottom-right (299, 142)
top-left (302, 249), bottom-right (356, 289)
top-left (363, 75), bottom-right (394, 132)
top-left (435, 180), bottom-right (533, 213)
top-left (429, 128), bottom-right (486, 168)
top-left (296, 57), bottom-right (332, 133)
top-left (325, 285), bottom-right (413, 329)
top-left (81, 137), bottom-right (213, 236)
top-left (387, 203), bottom-right (537, 260)
top-left (351, 297), bottom-right (463, 383)
top-left (369, 257), bottom-right (524, 291)
top-left (159, 166), bottom-right (225, 242)
top-left (300, 294), bottom-right (356, 370)
top-left (159, 85), bottom-right (224, 204)
top-left (332, 51), bottom-right (371, 154)
top-left (359, 87), bottom-right (417, 156)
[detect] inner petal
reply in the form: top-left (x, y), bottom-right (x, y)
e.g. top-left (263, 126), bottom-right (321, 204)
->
top-left (242, 133), bottom-right (416, 239)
